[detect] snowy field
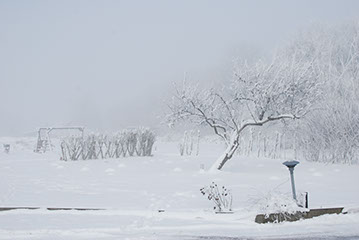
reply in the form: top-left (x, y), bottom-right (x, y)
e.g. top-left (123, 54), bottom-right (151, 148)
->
top-left (0, 137), bottom-right (359, 240)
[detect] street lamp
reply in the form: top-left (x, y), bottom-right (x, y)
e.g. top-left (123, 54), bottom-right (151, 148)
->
top-left (282, 160), bottom-right (299, 201)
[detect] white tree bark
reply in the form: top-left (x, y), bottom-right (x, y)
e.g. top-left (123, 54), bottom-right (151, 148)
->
top-left (209, 132), bottom-right (239, 172)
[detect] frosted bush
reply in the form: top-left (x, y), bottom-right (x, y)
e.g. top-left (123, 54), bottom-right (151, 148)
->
top-left (135, 128), bottom-right (156, 156)
top-left (60, 127), bottom-right (156, 161)
top-left (253, 191), bottom-right (307, 216)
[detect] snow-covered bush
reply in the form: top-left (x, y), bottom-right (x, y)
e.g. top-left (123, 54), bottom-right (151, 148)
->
top-left (124, 130), bottom-right (137, 157)
top-left (135, 128), bottom-right (156, 156)
top-left (200, 182), bottom-right (232, 212)
top-left (60, 128), bottom-right (156, 161)
top-left (253, 191), bottom-right (307, 217)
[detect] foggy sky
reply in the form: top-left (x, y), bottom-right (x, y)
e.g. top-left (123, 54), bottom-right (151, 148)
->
top-left (1, 0), bottom-right (359, 136)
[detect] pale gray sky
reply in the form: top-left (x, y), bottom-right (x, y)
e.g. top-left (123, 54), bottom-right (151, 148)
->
top-left (1, 0), bottom-right (359, 136)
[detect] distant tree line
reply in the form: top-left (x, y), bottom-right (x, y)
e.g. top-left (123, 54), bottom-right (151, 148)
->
top-left (288, 22), bottom-right (359, 164)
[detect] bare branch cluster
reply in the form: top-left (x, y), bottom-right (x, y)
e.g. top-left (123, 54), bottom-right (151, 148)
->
top-left (200, 182), bottom-right (232, 212)
top-left (60, 128), bottom-right (156, 161)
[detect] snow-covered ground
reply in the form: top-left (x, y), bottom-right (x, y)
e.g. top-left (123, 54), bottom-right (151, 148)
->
top-left (0, 137), bottom-right (358, 239)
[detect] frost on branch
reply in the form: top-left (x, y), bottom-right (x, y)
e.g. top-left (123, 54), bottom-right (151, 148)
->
top-left (285, 22), bottom-right (359, 164)
top-left (167, 54), bottom-right (320, 170)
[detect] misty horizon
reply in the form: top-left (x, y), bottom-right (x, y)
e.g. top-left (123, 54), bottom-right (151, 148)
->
top-left (1, 0), bottom-right (359, 136)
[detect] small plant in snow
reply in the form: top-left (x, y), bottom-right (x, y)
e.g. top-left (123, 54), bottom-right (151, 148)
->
top-left (200, 182), bottom-right (232, 212)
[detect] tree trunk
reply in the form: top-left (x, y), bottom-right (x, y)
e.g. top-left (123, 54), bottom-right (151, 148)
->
top-left (209, 135), bottom-right (240, 172)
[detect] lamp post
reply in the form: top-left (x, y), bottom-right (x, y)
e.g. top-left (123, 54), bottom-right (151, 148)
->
top-left (282, 160), bottom-right (299, 201)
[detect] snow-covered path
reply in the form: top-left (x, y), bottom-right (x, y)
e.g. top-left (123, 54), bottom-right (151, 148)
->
top-left (0, 208), bottom-right (358, 240)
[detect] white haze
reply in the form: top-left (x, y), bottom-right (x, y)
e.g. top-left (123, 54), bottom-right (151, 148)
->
top-left (1, 0), bottom-right (358, 136)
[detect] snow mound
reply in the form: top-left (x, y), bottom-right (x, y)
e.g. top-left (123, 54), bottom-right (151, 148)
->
top-left (253, 191), bottom-right (308, 216)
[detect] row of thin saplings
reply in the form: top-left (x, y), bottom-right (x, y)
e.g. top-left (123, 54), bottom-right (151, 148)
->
top-left (60, 129), bottom-right (156, 161)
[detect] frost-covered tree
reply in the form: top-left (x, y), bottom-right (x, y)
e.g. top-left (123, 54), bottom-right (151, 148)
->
top-left (167, 54), bottom-right (320, 171)
top-left (285, 22), bottom-right (359, 164)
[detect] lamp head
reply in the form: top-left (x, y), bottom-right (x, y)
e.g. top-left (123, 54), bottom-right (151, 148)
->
top-left (283, 160), bottom-right (300, 169)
